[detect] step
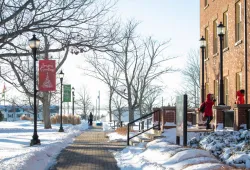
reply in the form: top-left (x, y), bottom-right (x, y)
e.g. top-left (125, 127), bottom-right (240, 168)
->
top-left (129, 140), bottom-right (140, 146)
top-left (141, 138), bottom-right (151, 143)
top-left (139, 137), bottom-right (151, 142)
top-left (144, 133), bottom-right (166, 140)
top-left (153, 135), bottom-right (166, 139)
top-left (153, 130), bottom-right (162, 136)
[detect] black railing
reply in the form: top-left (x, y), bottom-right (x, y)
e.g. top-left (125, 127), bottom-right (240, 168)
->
top-left (109, 120), bottom-right (124, 129)
top-left (127, 110), bottom-right (161, 146)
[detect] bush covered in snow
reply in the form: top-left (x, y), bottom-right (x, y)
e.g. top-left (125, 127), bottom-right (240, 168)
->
top-left (188, 130), bottom-right (250, 168)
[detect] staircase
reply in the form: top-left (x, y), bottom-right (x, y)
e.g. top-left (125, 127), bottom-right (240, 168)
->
top-left (127, 110), bottom-right (164, 146)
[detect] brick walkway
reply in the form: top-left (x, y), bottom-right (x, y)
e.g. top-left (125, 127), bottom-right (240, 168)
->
top-left (50, 126), bottom-right (126, 170)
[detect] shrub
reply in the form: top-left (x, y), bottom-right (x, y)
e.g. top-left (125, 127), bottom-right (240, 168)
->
top-left (74, 116), bottom-right (81, 124)
top-left (50, 116), bottom-right (57, 124)
top-left (62, 115), bottom-right (68, 124)
top-left (68, 114), bottom-right (73, 124)
top-left (0, 111), bottom-right (3, 121)
top-left (115, 126), bottom-right (135, 136)
top-left (55, 114), bottom-right (60, 123)
top-left (50, 114), bottom-right (81, 125)
top-left (20, 115), bottom-right (33, 121)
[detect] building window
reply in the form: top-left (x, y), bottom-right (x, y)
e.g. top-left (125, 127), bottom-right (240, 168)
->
top-left (224, 77), bottom-right (229, 105)
top-left (236, 72), bottom-right (242, 91)
top-left (205, 27), bottom-right (209, 59)
top-left (223, 11), bottom-right (228, 48)
top-left (205, 83), bottom-right (209, 99)
top-left (214, 80), bottom-right (218, 106)
top-left (235, 1), bottom-right (241, 42)
top-left (205, 0), bottom-right (208, 7)
top-left (213, 20), bottom-right (218, 54)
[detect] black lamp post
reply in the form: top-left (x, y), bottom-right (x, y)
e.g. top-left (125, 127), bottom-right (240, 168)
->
top-left (29, 34), bottom-right (41, 146)
top-left (217, 22), bottom-right (226, 105)
top-left (59, 70), bottom-right (64, 132)
top-left (200, 36), bottom-right (206, 103)
top-left (72, 87), bottom-right (75, 125)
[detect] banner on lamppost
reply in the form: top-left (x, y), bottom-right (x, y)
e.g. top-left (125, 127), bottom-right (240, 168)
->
top-left (63, 84), bottom-right (71, 102)
top-left (39, 60), bottom-right (56, 91)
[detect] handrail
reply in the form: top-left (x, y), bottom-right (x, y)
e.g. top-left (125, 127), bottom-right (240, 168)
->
top-left (128, 110), bottom-right (158, 125)
top-left (127, 110), bottom-right (161, 145)
top-left (128, 125), bottom-right (159, 141)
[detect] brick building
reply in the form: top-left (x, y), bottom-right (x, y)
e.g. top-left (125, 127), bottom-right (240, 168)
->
top-left (200, 0), bottom-right (250, 107)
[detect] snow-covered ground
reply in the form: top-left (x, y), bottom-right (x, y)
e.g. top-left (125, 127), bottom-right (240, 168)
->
top-left (107, 126), bottom-right (250, 169)
top-left (1, 120), bottom-right (250, 170)
top-left (0, 120), bottom-right (88, 170)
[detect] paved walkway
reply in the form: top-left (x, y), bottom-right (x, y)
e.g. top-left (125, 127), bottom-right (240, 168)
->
top-left (50, 126), bottom-right (126, 170)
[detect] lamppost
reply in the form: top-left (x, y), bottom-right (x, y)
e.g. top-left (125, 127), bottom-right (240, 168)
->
top-left (217, 22), bottom-right (226, 105)
top-left (200, 36), bottom-right (206, 103)
top-left (29, 34), bottom-right (41, 146)
top-left (72, 87), bottom-right (75, 125)
top-left (59, 70), bottom-right (64, 132)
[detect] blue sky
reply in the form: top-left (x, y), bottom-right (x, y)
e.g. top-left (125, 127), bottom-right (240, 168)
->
top-left (1, 1), bottom-right (200, 111)
top-left (115, 0), bottom-right (200, 105)
top-left (116, 0), bottom-right (200, 57)
top-left (63, 0), bottom-right (201, 110)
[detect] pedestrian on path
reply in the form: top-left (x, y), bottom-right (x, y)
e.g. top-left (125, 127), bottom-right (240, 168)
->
top-left (88, 112), bottom-right (93, 126)
top-left (199, 93), bottom-right (216, 129)
top-left (235, 89), bottom-right (245, 104)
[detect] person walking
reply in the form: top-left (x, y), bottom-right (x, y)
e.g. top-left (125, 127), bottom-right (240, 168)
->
top-left (236, 89), bottom-right (245, 104)
top-left (88, 112), bottom-right (93, 126)
top-left (200, 93), bottom-right (216, 129)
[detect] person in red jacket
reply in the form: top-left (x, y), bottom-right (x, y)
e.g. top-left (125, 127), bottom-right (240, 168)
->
top-left (236, 89), bottom-right (245, 104)
top-left (200, 93), bottom-right (216, 129)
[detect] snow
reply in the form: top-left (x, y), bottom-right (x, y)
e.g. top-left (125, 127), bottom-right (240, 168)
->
top-left (0, 120), bottom-right (88, 170)
top-left (2, 120), bottom-right (250, 170)
top-left (108, 127), bottom-right (250, 169)
top-left (164, 122), bottom-right (176, 126)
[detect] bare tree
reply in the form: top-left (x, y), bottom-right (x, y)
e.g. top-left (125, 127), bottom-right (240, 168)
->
top-left (0, 0), bottom-right (120, 128)
top-left (83, 21), bottom-right (176, 122)
top-left (111, 93), bottom-right (127, 123)
top-left (111, 22), bottom-right (175, 121)
top-left (179, 49), bottom-right (200, 107)
top-left (81, 52), bottom-right (122, 122)
top-left (141, 86), bottom-right (163, 114)
top-left (75, 86), bottom-right (92, 120)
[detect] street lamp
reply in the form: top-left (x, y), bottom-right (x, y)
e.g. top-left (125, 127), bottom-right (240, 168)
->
top-left (217, 22), bottom-right (226, 105)
top-left (200, 36), bottom-right (206, 103)
top-left (29, 34), bottom-right (41, 146)
top-left (72, 87), bottom-right (75, 125)
top-left (59, 70), bottom-right (64, 132)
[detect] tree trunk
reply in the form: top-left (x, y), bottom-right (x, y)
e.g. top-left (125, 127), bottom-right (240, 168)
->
top-left (118, 108), bottom-right (121, 123)
top-left (109, 90), bottom-right (112, 122)
top-left (42, 92), bottom-right (52, 129)
top-left (128, 105), bottom-right (135, 122)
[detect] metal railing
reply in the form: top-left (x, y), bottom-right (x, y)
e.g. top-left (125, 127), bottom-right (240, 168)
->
top-left (108, 120), bottom-right (124, 129)
top-left (127, 110), bottom-right (161, 145)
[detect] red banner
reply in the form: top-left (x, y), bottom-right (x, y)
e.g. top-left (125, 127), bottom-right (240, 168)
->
top-left (39, 60), bottom-right (56, 91)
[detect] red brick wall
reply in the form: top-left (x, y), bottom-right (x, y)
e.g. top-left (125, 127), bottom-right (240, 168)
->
top-left (153, 107), bottom-right (196, 126)
top-left (233, 104), bottom-right (250, 130)
top-left (200, 0), bottom-right (250, 106)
